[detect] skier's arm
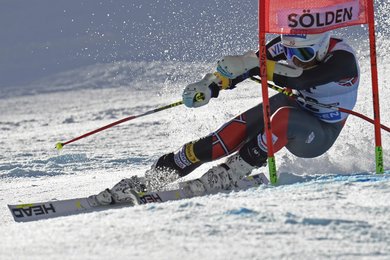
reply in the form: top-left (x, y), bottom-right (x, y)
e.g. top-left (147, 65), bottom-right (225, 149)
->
top-left (182, 37), bottom-right (282, 108)
top-left (213, 37), bottom-right (284, 92)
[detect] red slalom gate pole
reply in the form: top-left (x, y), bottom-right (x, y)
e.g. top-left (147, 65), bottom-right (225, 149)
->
top-left (367, 0), bottom-right (384, 174)
top-left (259, 0), bottom-right (278, 184)
top-left (55, 100), bottom-right (183, 150)
top-left (338, 108), bottom-right (390, 133)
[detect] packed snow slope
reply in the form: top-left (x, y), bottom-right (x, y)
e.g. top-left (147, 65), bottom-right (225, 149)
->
top-left (1, 0), bottom-right (390, 259)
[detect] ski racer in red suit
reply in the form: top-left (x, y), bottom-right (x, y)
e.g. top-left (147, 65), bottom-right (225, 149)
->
top-left (95, 32), bottom-right (360, 205)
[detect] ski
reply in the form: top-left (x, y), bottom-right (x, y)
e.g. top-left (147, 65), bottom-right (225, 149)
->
top-left (8, 173), bottom-right (269, 222)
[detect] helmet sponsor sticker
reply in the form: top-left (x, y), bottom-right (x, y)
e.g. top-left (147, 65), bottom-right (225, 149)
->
top-left (284, 34), bottom-right (307, 39)
top-left (268, 42), bottom-right (284, 58)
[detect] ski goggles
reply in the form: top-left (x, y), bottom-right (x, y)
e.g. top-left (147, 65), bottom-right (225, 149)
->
top-left (282, 45), bottom-right (319, 62)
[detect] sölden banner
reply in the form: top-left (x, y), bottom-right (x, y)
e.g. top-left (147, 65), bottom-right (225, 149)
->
top-left (264, 0), bottom-right (369, 34)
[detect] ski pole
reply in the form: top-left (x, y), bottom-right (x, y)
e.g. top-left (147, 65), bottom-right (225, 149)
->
top-left (55, 100), bottom-right (184, 150)
top-left (250, 76), bottom-right (390, 133)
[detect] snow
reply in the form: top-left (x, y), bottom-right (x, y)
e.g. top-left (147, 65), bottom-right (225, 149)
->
top-left (1, 0), bottom-right (390, 259)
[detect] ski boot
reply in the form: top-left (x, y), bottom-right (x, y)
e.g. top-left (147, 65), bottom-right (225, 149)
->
top-left (142, 152), bottom-right (182, 191)
top-left (180, 152), bottom-right (260, 196)
top-left (92, 155), bottom-right (181, 206)
top-left (92, 176), bottom-right (145, 206)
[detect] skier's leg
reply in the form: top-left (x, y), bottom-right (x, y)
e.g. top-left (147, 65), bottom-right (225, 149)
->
top-left (181, 137), bottom-right (268, 195)
top-left (145, 93), bottom-right (294, 191)
top-left (256, 106), bottom-right (345, 157)
top-left (144, 113), bottom-right (250, 191)
top-left (181, 103), bottom-right (346, 196)
top-left (284, 109), bottom-right (345, 158)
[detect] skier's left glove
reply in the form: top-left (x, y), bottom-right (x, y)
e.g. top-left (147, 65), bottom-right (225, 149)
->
top-left (182, 73), bottom-right (229, 108)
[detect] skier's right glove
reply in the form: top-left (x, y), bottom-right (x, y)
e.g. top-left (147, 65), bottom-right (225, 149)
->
top-left (182, 72), bottom-right (229, 108)
top-left (216, 50), bottom-right (302, 82)
top-left (217, 50), bottom-right (259, 79)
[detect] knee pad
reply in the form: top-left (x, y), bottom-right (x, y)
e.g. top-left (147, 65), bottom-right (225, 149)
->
top-left (239, 138), bottom-right (268, 167)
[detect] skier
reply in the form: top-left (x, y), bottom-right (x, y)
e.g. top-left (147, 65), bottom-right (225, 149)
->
top-left (94, 32), bottom-right (360, 205)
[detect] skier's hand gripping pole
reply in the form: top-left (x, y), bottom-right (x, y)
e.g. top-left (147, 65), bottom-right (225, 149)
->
top-left (182, 74), bottom-right (214, 108)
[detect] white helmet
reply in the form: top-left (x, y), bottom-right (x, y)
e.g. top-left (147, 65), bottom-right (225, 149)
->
top-left (281, 32), bottom-right (331, 62)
